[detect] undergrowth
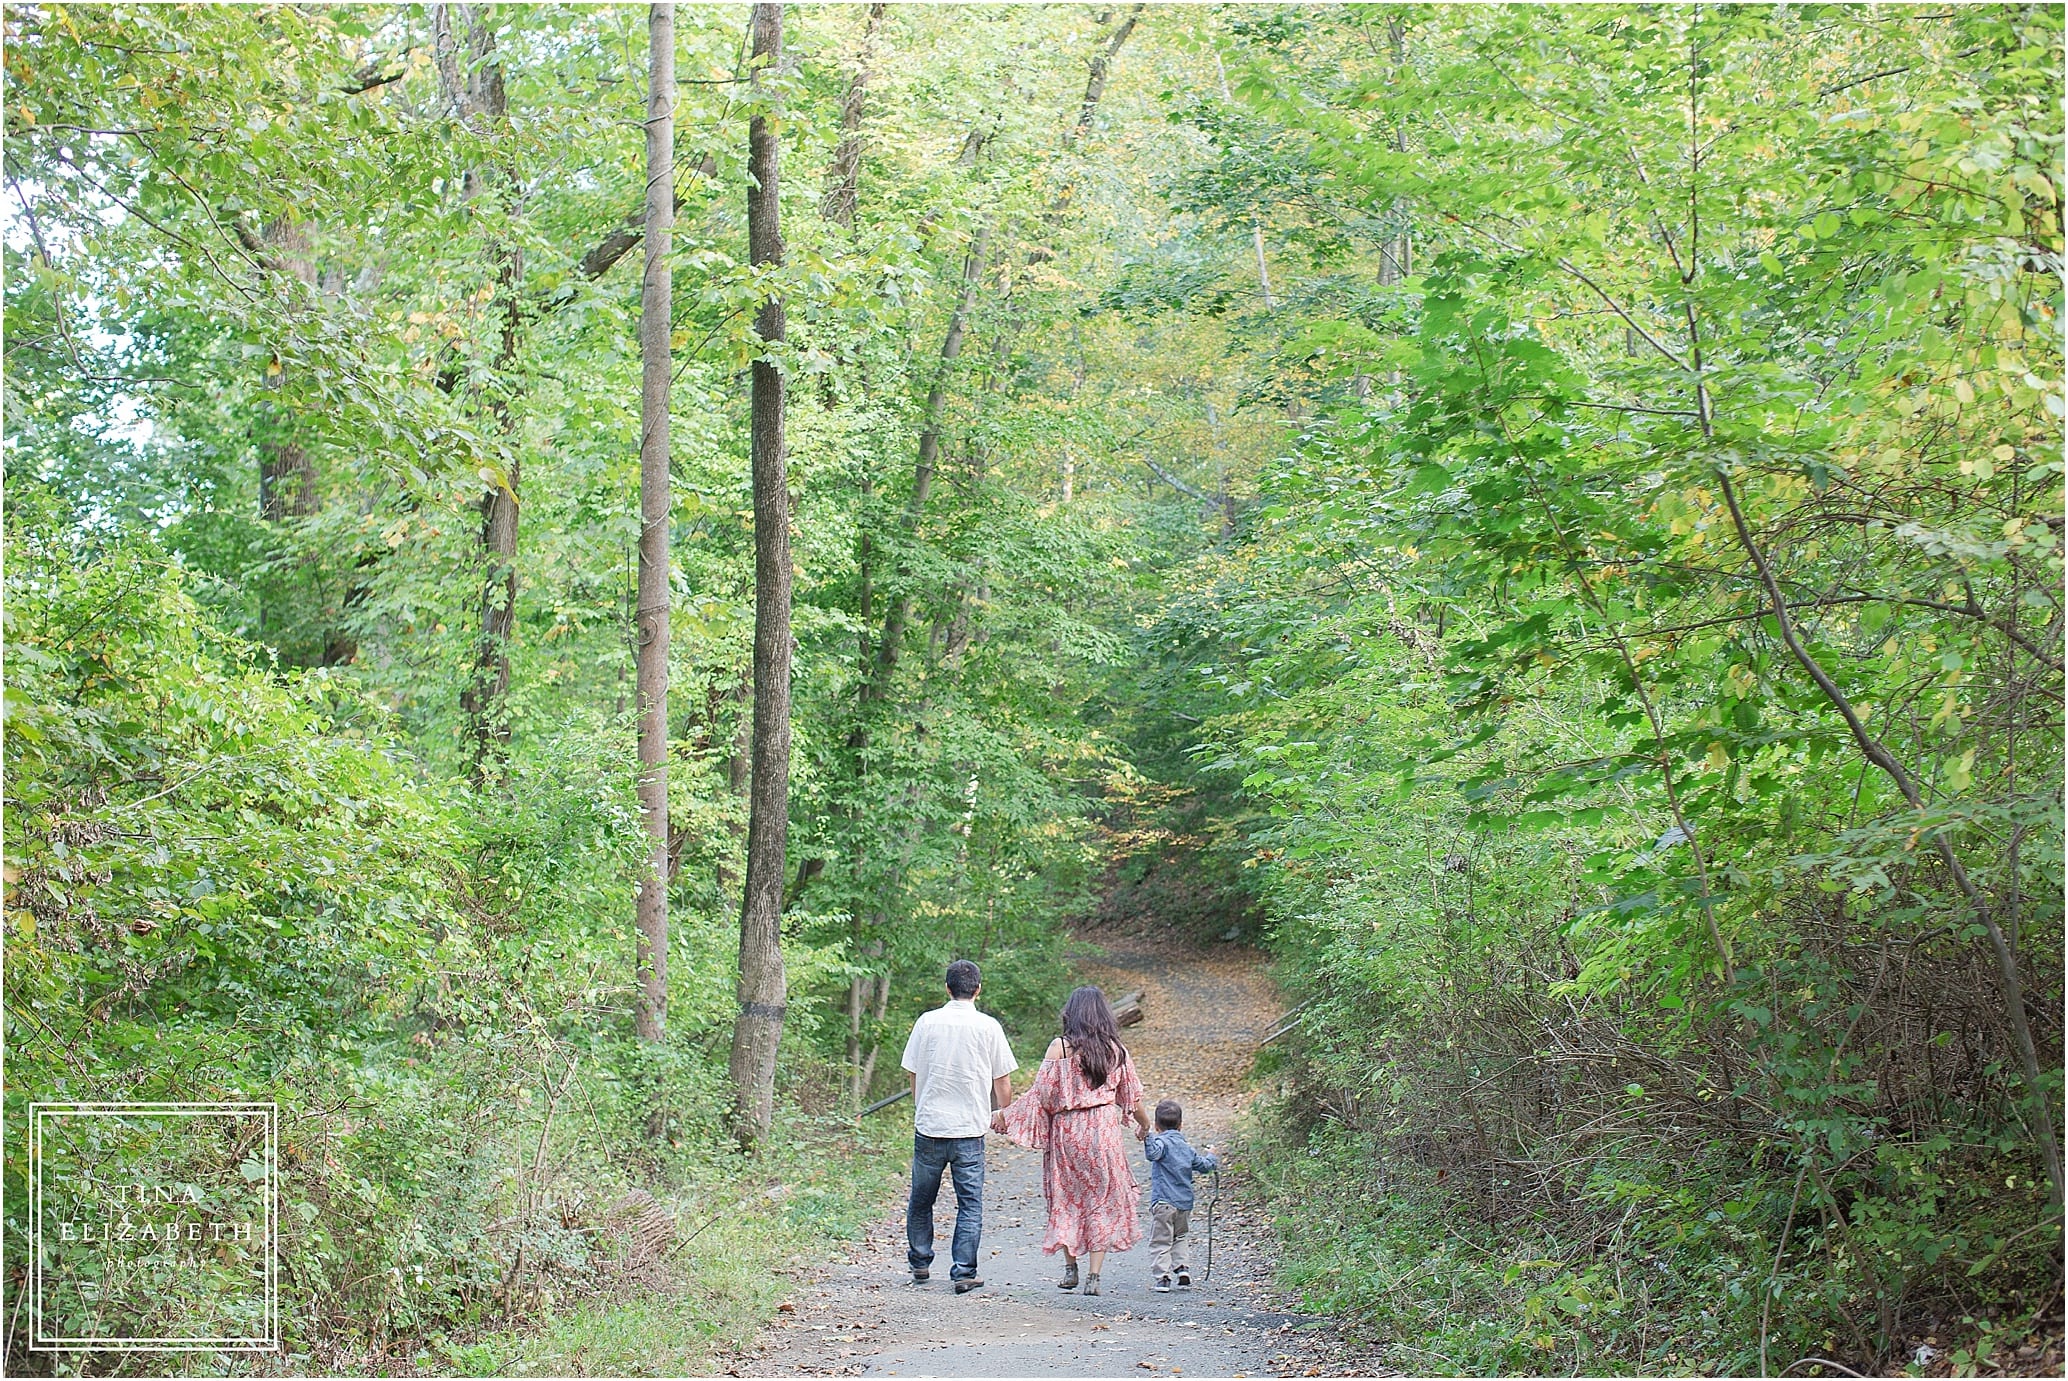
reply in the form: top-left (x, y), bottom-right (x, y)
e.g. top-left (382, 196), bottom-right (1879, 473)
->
top-left (431, 1113), bottom-right (907, 1379)
top-left (1246, 1098), bottom-right (2064, 1378)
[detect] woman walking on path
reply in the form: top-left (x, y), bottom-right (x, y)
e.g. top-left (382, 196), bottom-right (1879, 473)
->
top-left (995, 985), bottom-right (1153, 1297)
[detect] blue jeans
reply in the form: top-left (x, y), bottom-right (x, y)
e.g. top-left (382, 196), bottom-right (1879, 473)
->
top-left (907, 1133), bottom-right (985, 1279)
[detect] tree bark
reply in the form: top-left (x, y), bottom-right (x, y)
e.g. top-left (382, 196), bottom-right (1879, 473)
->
top-left (242, 216), bottom-right (325, 660)
top-left (633, 1), bottom-right (674, 1047)
top-left (1026, 4), bottom-right (1144, 262)
top-left (818, 2), bottom-right (886, 229)
top-left (1072, 4), bottom-right (1144, 146)
top-left (576, 151), bottom-right (716, 282)
top-left (235, 208), bottom-right (378, 668)
top-left (1376, 15), bottom-right (1412, 289)
top-left (460, 431), bottom-right (520, 781)
top-left (257, 436), bottom-right (318, 520)
top-left (435, 3), bottom-right (527, 786)
top-left (857, 970), bottom-right (892, 1097)
top-left (728, 0), bottom-right (791, 1148)
top-left (253, 216), bottom-right (320, 523)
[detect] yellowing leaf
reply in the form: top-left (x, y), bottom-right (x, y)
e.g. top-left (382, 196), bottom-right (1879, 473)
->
top-left (1944, 747), bottom-right (1976, 793)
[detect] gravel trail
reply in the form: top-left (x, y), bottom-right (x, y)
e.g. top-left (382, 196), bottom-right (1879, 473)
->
top-left (733, 944), bottom-right (1372, 1379)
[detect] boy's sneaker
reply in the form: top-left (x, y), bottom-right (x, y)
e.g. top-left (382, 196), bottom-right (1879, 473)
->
top-left (1176, 1271), bottom-right (1192, 1287)
top-left (1153, 1275), bottom-right (1173, 1293)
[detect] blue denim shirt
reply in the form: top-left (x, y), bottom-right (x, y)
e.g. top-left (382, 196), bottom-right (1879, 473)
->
top-left (1143, 1130), bottom-right (1219, 1210)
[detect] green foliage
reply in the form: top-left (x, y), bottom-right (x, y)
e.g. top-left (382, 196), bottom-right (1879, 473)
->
top-left (3, 3), bottom-right (1178, 1368)
top-left (5, 2), bottom-right (2061, 1374)
top-left (1138, 3), bottom-right (2064, 1373)
top-left (0, 502), bottom-right (907, 1373)
top-left (4, 513), bottom-right (469, 1087)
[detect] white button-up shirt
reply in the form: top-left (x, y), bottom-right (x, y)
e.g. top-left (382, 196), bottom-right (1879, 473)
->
top-left (901, 998), bottom-right (1019, 1139)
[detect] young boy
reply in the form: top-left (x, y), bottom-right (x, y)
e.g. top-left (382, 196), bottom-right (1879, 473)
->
top-left (1143, 1098), bottom-right (1219, 1292)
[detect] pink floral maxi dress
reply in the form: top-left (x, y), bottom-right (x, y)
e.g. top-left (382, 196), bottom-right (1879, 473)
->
top-left (1001, 1042), bottom-right (1144, 1257)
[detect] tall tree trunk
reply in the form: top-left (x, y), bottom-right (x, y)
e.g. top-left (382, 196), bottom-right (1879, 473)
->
top-left (254, 219), bottom-right (319, 523)
top-left (857, 970), bottom-right (891, 1094)
top-left (1072, 4), bottom-right (1144, 147)
top-left (818, 2), bottom-right (886, 230)
top-left (436, 3), bottom-right (526, 786)
top-left (257, 432), bottom-right (318, 520)
top-left (233, 210), bottom-right (382, 668)
top-left (247, 218), bottom-right (318, 525)
top-left (1026, 3), bottom-right (1144, 263)
top-left (1376, 16), bottom-right (1412, 289)
top-left (633, 1), bottom-right (675, 1048)
top-left (461, 434), bottom-right (520, 780)
top-left (847, 974), bottom-right (864, 1107)
top-left (240, 216), bottom-right (323, 657)
top-left (728, 0), bottom-right (791, 1147)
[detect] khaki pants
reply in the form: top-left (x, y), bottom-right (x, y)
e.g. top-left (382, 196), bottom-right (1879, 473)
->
top-left (1150, 1201), bottom-right (1193, 1277)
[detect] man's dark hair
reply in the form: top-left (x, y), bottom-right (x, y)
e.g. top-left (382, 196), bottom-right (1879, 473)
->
top-left (1154, 1098), bottom-right (1183, 1130)
top-left (945, 959), bottom-right (981, 999)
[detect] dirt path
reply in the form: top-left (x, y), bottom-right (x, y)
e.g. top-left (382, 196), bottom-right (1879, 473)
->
top-left (733, 943), bottom-right (1369, 1379)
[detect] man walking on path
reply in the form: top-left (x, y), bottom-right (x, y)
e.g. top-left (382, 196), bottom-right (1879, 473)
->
top-left (902, 959), bottom-right (1018, 1293)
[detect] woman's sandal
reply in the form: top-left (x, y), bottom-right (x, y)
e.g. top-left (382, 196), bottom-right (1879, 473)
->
top-left (1082, 1271), bottom-right (1102, 1297)
top-left (1058, 1261), bottom-right (1079, 1291)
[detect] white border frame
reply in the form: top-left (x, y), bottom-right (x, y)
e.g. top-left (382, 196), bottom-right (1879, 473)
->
top-left (29, 1101), bottom-right (279, 1352)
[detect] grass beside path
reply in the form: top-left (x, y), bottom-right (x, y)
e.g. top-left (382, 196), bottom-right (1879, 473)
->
top-left (433, 1112), bottom-right (909, 1379)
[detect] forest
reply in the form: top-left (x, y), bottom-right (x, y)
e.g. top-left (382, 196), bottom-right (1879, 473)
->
top-left (3, 2), bottom-right (2062, 1377)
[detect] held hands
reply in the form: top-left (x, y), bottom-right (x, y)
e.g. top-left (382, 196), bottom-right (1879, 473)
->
top-left (990, 1111), bottom-right (1007, 1134)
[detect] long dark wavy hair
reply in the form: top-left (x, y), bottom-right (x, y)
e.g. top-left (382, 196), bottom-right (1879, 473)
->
top-left (1061, 985), bottom-right (1124, 1088)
